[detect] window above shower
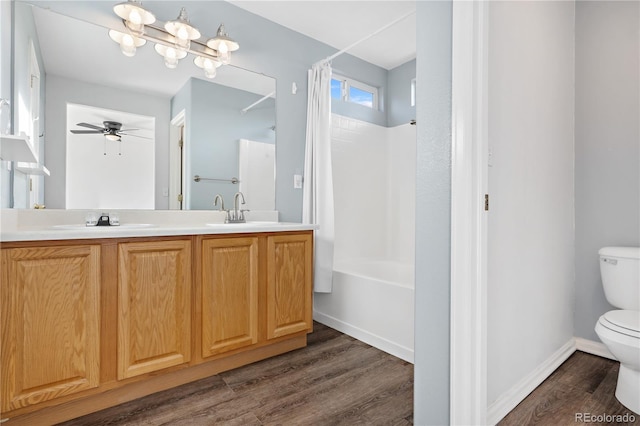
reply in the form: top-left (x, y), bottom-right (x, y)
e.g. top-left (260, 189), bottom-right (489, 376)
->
top-left (331, 74), bottom-right (379, 110)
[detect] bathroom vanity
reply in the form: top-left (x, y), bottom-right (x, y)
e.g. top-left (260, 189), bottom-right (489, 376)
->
top-left (0, 210), bottom-right (314, 425)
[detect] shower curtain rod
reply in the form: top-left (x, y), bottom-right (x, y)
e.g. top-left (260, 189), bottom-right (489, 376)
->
top-left (313, 9), bottom-right (416, 66)
top-left (241, 91), bottom-right (276, 114)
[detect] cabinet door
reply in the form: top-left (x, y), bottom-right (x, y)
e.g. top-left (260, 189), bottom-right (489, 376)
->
top-left (1, 245), bottom-right (101, 412)
top-left (201, 237), bottom-right (258, 357)
top-left (266, 233), bottom-right (313, 339)
top-left (117, 240), bottom-right (191, 379)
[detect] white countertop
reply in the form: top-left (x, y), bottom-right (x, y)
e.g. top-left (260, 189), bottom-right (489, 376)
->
top-left (1, 209), bottom-right (317, 242)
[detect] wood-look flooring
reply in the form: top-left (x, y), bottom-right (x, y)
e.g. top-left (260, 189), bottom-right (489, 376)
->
top-left (59, 325), bottom-right (637, 426)
top-left (500, 351), bottom-right (640, 426)
top-left (58, 322), bottom-right (414, 426)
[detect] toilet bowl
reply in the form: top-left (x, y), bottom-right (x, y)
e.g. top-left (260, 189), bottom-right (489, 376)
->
top-left (594, 247), bottom-right (640, 415)
top-left (595, 310), bottom-right (640, 414)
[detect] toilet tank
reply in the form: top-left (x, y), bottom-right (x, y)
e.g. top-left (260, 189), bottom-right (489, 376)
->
top-left (599, 247), bottom-right (640, 310)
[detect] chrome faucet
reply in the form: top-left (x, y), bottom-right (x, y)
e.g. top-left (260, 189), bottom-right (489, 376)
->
top-left (214, 194), bottom-right (229, 222)
top-left (227, 192), bottom-right (248, 223)
top-left (214, 194), bottom-right (225, 211)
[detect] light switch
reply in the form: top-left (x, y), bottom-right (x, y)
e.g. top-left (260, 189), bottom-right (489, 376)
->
top-left (293, 174), bottom-right (303, 189)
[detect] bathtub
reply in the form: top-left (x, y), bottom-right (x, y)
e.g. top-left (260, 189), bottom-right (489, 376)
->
top-left (313, 259), bottom-right (415, 363)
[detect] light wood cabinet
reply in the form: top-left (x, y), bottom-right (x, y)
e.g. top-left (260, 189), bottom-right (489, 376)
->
top-left (1, 244), bottom-right (101, 412)
top-left (1, 230), bottom-right (313, 423)
top-left (266, 233), bottom-right (313, 339)
top-left (200, 237), bottom-right (259, 357)
top-left (117, 240), bottom-right (192, 379)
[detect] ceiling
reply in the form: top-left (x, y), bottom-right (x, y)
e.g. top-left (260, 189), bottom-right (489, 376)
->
top-left (26, 1), bottom-right (416, 99)
top-left (226, 1), bottom-right (416, 70)
top-left (31, 5), bottom-right (276, 98)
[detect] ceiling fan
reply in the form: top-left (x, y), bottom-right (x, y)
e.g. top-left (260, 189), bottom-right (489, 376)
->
top-left (70, 121), bottom-right (150, 141)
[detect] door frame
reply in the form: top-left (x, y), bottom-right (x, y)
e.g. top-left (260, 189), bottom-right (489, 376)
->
top-left (169, 110), bottom-right (186, 210)
top-left (450, 1), bottom-right (488, 424)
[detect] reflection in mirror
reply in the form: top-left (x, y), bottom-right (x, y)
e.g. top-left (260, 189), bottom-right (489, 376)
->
top-left (12, 1), bottom-right (276, 210)
top-left (66, 104), bottom-right (156, 209)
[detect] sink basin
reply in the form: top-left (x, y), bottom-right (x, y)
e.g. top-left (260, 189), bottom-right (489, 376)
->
top-left (52, 223), bottom-right (156, 230)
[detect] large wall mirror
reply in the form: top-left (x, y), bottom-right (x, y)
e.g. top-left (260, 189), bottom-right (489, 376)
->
top-left (12, 1), bottom-right (276, 211)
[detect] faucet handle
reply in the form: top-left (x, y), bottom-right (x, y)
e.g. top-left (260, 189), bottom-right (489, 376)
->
top-left (214, 194), bottom-right (225, 211)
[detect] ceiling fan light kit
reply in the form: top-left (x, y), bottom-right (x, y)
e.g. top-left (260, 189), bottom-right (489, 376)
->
top-left (70, 121), bottom-right (151, 152)
top-left (109, 0), bottom-right (239, 78)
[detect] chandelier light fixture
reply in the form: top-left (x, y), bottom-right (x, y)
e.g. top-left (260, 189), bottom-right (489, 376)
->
top-left (108, 0), bottom-right (239, 79)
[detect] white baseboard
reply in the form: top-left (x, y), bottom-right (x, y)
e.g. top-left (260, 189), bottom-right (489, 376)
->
top-left (313, 311), bottom-right (414, 363)
top-left (487, 339), bottom-right (576, 425)
top-left (574, 337), bottom-right (616, 360)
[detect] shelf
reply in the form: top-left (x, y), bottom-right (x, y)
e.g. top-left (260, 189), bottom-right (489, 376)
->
top-left (15, 162), bottom-right (50, 176)
top-left (0, 134), bottom-right (37, 162)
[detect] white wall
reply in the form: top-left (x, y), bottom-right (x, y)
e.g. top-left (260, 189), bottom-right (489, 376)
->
top-left (44, 75), bottom-right (170, 209)
top-left (574, 1), bottom-right (640, 341)
top-left (65, 104), bottom-right (155, 210)
top-left (487, 0), bottom-right (575, 412)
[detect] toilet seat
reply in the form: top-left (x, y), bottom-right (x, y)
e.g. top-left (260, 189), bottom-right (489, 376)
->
top-left (599, 310), bottom-right (640, 339)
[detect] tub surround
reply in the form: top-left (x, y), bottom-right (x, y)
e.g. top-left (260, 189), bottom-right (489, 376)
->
top-left (1, 209), bottom-right (314, 424)
top-left (313, 114), bottom-right (416, 363)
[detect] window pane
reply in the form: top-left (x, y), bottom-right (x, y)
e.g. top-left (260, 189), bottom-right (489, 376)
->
top-left (331, 79), bottom-right (342, 100)
top-left (349, 86), bottom-right (374, 108)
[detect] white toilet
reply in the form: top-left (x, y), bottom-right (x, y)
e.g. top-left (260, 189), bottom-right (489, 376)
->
top-left (594, 246), bottom-right (640, 415)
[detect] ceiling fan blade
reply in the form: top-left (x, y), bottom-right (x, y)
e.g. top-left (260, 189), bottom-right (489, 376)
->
top-left (119, 128), bottom-right (139, 132)
top-left (70, 129), bottom-right (103, 134)
top-left (76, 122), bottom-right (105, 130)
top-left (119, 132), bottom-right (153, 140)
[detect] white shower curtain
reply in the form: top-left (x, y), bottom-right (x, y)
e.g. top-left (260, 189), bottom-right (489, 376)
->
top-left (302, 61), bottom-right (334, 293)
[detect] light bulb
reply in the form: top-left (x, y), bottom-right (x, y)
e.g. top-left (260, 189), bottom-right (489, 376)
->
top-left (128, 9), bottom-right (142, 24)
top-left (175, 26), bottom-right (190, 51)
top-left (154, 43), bottom-right (187, 68)
top-left (177, 26), bottom-right (189, 41)
top-left (206, 23), bottom-right (239, 63)
top-left (203, 58), bottom-right (214, 70)
top-left (193, 55), bottom-right (222, 77)
top-left (219, 50), bottom-right (230, 65)
top-left (204, 67), bottom-right (217, 79)
top-left (165, 57), bottom-right (179, 68)
top-left (113, 1), bottom-right (155, 34)
top-left (109, 30), bottom-right (145, 57)
top-left (164, 48), bottom-right (178, 68)
top-left (203, 58), bottom-right (217, 78)
top-left (120, 34), bottom-right (136, 57)
top-left (165, 48), bottom-right (177, 59)
top-left (165, 7), bottom-right (200, 52)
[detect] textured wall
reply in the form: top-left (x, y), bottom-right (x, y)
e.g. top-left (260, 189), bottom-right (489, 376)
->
top-left (413, 1), bottom-right (452, 424)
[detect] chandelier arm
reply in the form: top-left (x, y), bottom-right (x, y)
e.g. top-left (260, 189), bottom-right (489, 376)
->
top-left (117, 19), bottom-right (223, 62)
